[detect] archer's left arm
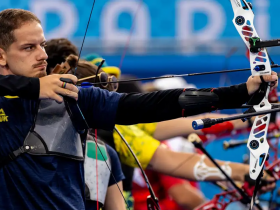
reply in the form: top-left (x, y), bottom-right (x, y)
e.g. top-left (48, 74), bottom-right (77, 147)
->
top-left (115, 74), bottom-right (277, 125)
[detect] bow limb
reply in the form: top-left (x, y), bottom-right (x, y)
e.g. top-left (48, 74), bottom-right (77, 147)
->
top-left (114, 128), bottom-right (161, 210)
top-left (74, 0), bottom-right (132, 209)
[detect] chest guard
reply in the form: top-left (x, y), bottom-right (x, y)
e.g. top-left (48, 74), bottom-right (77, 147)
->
top-left (23, 99), bottom-right (84, 160)
top-left (84, 140), bottom-right (111, 205)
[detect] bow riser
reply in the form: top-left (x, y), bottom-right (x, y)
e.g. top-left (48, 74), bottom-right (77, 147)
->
top-left (230, 0), bottom-right (272, 180)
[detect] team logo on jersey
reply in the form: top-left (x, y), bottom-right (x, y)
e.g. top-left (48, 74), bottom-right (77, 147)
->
top-left (0, 109), bottom-right (8, 122)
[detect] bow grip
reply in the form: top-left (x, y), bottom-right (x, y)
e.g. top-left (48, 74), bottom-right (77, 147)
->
top-left (247, 82), bottom-right (269, 106)
top-left (60, 77), bottom-right (74, 84)
top-left (242, 81), bottom-right (268, 122)
top-left (59, 78), bottom-right (87, 134)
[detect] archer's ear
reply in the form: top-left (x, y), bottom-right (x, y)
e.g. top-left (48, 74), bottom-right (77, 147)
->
top-left (0, 48), bottom-right (7, 67)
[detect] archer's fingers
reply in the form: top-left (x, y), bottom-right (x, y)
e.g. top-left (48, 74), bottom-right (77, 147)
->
top-left (64, 83), bottom-right (79, 94)
top-left (59, 74), bottom-right (78, 84)
top-left (57, 80), bottom-right (79, 94)
top-left (259, 173), bottom-right (276, 193)
top-left (53, 95), bottom-right (63, 104)
top-left (270, 71), bottom-right (278, 90)
top-left (52, 74), bottom-right (79, 93)
top-left (55, 87), bottom-right (79, 101)
top-left (260, 183), bottom-right (276, 193)
top-left (261, 72), bottom-right (278, 83)
top-left (272, 71), bottom-right (277, 76)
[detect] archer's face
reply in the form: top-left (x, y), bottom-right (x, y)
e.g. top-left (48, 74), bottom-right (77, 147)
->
top-left (1, 21), bottom-right (48, 78)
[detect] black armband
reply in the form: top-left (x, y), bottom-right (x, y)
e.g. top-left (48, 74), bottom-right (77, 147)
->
top-left (178, 83), bottom-right (250, 117)
top-left (178, 89), bottom-right (219, 116)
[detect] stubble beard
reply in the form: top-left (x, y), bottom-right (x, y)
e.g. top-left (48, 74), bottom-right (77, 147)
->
top-left (35, 70), bottom-right (47, 78)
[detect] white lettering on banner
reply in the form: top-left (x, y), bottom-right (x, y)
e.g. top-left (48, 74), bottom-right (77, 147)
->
top-left (101, 0), bottom-right (150, 53)
top-left (176, 0), bottom-right (225, 42)
top-left (254, 0), bottom-right (270, 40)
top-left (30, 0), bottom-right (78, 39)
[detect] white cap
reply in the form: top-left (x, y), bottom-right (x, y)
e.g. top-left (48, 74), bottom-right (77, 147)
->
top-left (153, 76), bottom-right (196, 90)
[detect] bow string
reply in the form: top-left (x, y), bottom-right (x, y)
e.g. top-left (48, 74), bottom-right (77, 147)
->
top-left (73, 0), bottom-right (161, 209)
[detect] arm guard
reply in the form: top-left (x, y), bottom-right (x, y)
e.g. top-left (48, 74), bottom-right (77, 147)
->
top-left (179, 83), bottom-right (250, 117)
top-left (179, 89), bottom-right (219, 117)
top-left (194, 155), bottom-right (232, 181)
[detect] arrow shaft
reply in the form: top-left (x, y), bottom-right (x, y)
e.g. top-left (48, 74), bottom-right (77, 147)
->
top-left (82, 64), bottom-right (280, 86)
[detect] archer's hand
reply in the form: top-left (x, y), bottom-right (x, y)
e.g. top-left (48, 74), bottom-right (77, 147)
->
top-left (243, 172), bottom-right (276, 195)
top-left (259, 171), bottom-right (276, 194)
top-left (39, 74), bottom-right (79, 103)
top-left (246, 71), bottom-right (278, 95)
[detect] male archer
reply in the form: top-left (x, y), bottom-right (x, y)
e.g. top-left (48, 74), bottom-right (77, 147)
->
top-left (0, 9), bottom-right (277, 210)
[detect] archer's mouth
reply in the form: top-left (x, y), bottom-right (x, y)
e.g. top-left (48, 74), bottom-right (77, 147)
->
top-left (34, 65), bottom-right (47, 69)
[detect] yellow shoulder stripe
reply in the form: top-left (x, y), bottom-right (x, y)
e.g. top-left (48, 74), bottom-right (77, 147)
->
top-left (4, 96), bottom-right (19, 99)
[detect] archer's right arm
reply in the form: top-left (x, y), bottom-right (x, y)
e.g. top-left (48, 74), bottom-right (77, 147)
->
top-left (0, 74), bottom-right (78, 102)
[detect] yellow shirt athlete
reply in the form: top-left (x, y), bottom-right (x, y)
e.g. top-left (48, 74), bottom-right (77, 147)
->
top-left (113, 123), bottom-right (159, 169)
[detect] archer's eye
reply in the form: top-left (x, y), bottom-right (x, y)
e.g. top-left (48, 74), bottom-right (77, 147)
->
top-left (24, 46), bottom-right (35, 51)
top-left (41, 44), bottom-right (47, 49)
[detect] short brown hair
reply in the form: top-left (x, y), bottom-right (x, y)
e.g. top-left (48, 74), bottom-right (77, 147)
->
top-left (45, 38), bottom-right (78, 75)
top-left (0, 9), bottom-right (41, 50)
